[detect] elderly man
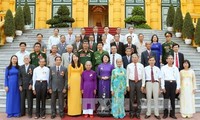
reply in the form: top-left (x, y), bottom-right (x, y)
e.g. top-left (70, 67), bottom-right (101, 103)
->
top-left (61, 45), bottom-right (73, 68)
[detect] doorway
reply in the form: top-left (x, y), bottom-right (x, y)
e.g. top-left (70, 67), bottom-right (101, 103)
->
top-left (88, 5), bottom-right (108, 27)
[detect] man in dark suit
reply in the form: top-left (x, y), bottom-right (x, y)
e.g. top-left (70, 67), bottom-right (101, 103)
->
top-left (122, 47), bottom-right (132, 69)
top-left (110, 34), bottom-right (125, 56)
top-left (141, 42), bottom-right (156, 67)
top-left (49, 56), bottom-right (68, 119)
top-left (19, 55), bottom-right (35, 118)
top-left (80, 28), bottom-right (88, 42)
top-left (57, 35), bottom-right (67, 56)
top-left (88, 34), bottom-right (97, 52)
top-left (124, 36), bottom-right (138, 54)
top-left (172, 43), bottom-right (184, 71)
top-left (92, 26), bottom-right (102, 43)
top-left (72, 34), bottom-right (82, 53)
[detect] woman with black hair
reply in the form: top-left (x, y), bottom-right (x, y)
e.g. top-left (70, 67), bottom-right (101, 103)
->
top-left (67, 54), bottom-right (83, 116)
top-left (180, 60), bottom-right (196, 118)
top-left (96, 54), bottom-right (114, 117)
top-left (4, 55), bottom-right (20, 118)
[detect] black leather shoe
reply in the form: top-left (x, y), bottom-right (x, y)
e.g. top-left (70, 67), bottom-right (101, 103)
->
top-left (130, 114), bottom-right (134, 118)
top-left (60, 114), bottom-right (64, 118)
top-left (162, 114), bottom-right (168, 119)
top-left (51, 115), bottom-right (56, 119)
top-left (145, 115), bottom-right (151, 119)
top-left (136, 114), bottom-right (140, 119)
top-left (154, 115), bottom-right (161, 120)
top-left (170, 115), bottom-right (177, 119)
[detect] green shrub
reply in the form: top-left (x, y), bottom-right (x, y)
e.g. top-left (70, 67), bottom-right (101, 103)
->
top-left (194, 18), bottom-right (200, 45)
top-left (46, 5), bottom-right (75, 28)
top-left (23, 1), bottom-right (31, 25)
top-left (166, 4), bottom-right (175, 27)
top-left (182, 12), bottom-right (194, 39)
top-left (15, 6), bottom-right (25, 31)
top-left (173, 7), bottom-right (183, 32)
top-left (4, 9), bottom-right (15, 36)
top-left (124, 6), bottom-right (151, 29)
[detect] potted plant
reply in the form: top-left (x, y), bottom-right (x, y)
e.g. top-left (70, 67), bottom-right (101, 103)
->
top-left (173, 7), bottom-right (183, 37)
top-left (182, 12), bottom-right (194, 45)
top-left (15, 6), bottom-right (25, 36)
top-left (166, 4), bottom-right (175, 31)
top-left (194, 18), bottom-right (200, 52)
top-left (4, 9), bottom-right (15, 42)
top-left (23, 0), bottom-right (31, 30)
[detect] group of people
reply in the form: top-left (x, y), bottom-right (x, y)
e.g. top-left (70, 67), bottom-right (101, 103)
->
top-left (4, 26), bottom-right (196, 119)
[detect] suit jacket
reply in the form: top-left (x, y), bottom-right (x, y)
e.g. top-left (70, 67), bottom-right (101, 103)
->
top-left (61, 52), bottom-right (73, 68)
top-left (93, 33), bottom-right (102, 43)
top-left (18, 64), bottom-right (35, 90)
top-left (110, 42), bottom-right (125, 56)
top-left (49, 66), bottom-right (68, 92)
top-left (80, 34), bottom-right (88, 42)
top-left (122, 56), bottom-right (132, 69)
top-left (141, 50), bottom-right (157, 67)
top-left (124, 43), bottom-right (138, 54)
top-left (172, 52), bottom-right (184, 71)
top-left (72, 42), bottom-right (83, 53)
top-left (57, 42), bottom-right (67, 55)
top-left (89, 42), bottom-right (97, 52)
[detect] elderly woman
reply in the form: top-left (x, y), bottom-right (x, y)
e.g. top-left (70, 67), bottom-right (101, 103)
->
top-left (81, 61), bottom-right (97, 118)
top-left (111, 58), bottom-right (126, 119)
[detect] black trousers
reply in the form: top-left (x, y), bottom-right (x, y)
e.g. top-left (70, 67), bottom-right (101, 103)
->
top-left (129, 80), bottom-right (142, 115)
top-left (163, 81), bottom-right (177, 116)
top-left (35, 81), bottom-right (47, 117)
top-left (20, 89), bottom-right (33, 116)
top-left (51, 90), bottom-right (64, 116)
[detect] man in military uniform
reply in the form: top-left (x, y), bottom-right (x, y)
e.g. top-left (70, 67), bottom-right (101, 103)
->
top-left (162, 32), bottom-right (176, 65)
top-left (30, 42), bottom-right (47, 67)
top-left (94, 42), bottom-right (109, 70)
top-left (78, 40), bottom-right (95, 69)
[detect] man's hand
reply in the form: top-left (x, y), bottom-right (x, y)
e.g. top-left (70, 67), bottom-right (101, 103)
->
top-left (111, 91), bottom-right (114, 96)
top-left (49, 89), bottom-right (52, 94)
top-left (5, 87), bottom-right (9, 92)
top-left (33, 90), bottom-right (36, 95)
top-left (127, 87), bottom-right (130, 92)
top-left (19, 86), bottom-right (23, 92)
top-left (28, 85), bottom-right (32, 90)
top-left (62, 89), bottom-right (66, 93)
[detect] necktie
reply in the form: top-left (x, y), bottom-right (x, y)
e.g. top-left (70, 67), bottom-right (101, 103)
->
top-left (112, 54), bottom-right (115, 66)
top-left (128, 44), bottom-right (131, 48)
top-left (134, 63), bottom-right (138, 82)
top-left (116, 42), bottom-right (119, 48)
top-left (90, 42), bottom-right (93, 49)
top-left (57, 66), bottom-right (59, 76)
top-left (151, 67), bottom-right (155, 82)
top-left (95, 34), bottom-right (97, 43)
top-left (148, 51), bottom-right (150, 57)
top-left (68, 53), bottom-right (71, 62)
top-left (127, 56), bottom-right (130, 63)
top-left (176, 53), bottom-right (179, 68)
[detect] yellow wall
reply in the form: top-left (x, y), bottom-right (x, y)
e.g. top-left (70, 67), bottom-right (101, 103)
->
top-left (0, 0), bottom-right (200, 30)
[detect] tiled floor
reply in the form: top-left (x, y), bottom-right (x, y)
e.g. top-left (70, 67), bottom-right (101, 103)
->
top-left (0, 113), bottom-right (200, 120)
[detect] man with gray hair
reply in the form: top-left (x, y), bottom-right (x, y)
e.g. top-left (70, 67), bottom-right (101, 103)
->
top-left (61, 44), bottom-right (73, 68)
top-left (72, 34), bottom-right (83, 53)
top-left (18, 55), bottom-right (35, 118)
top-left (65, 27), bottom-right (75, 45)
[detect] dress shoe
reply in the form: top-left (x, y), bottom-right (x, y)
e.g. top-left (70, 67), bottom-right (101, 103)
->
top-left (51, 115), bottom-right (56, 119)
top-left (136, 114), bottom-right (140, 119)
top-left (170, 115), bottom-right (177, 119)
top-left (154, 115), bottom-right (161, 120)
top-left (145, 115), bottom-right (151, 119)
top-left (130, 114), bottom-right (134, 118)
top-left (34, 116), bottom-right (39, 119)
top-left (60, 114), bottom-right (64, 118)
top-left (162, 114), bottom-right (168, 119)
top-left (90, 115), bottom-right (94, 118)
top-left (84, 114), bottom-right (88, 118)
top-left (41, 116), bottom-right (46, 119)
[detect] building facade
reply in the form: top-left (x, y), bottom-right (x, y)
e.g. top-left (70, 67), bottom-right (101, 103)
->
top-left (0, 0), bottom-right (200, 30)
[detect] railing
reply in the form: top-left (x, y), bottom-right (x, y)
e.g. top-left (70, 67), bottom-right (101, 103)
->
top-left (0, 11), bottom-right (6, 46)
top-left (191, 13), bottom-right (200, 28)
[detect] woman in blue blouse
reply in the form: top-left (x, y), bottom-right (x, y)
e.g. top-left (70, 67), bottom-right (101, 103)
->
top-left (151, 34), bottom-right (162, 68)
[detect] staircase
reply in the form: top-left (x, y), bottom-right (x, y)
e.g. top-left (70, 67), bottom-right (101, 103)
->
top-left (0, 28), bottom-right (200, 114)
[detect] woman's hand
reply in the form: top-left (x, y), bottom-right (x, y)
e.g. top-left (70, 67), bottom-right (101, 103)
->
top-left (5, 87), bottom-right (8, 92)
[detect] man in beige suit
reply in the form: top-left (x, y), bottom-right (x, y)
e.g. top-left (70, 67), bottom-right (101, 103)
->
top-left (61, 45), bottom-right (73, 68)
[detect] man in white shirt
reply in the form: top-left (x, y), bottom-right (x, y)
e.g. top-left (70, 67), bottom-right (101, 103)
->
top-left (116, 27), bottom-right (125, 43)
top-left (135, 33), bottom-right (146, 59)
top-left (15, 42), bottom-right (30, 66)
top-left (126, 54), bottom-right (145, 119)
top-left (48, 28), bottom-right (60, 50)
top-left (161, 55), bottom-right (180, 119)
top-left (65, 27), bottom-right (75, 45)
top-left (110, 45), bottom-right (122, 68)
top-left (124, 26), bottom-right (139, 44)
top-left (32, 58), bottom-right (50, 119)
top-left (61, 45), bottom-right (73, 68)
top-left (102, 26), bottom-right (114, 43)
top-left (143, 56), bottom-right (162, 119)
